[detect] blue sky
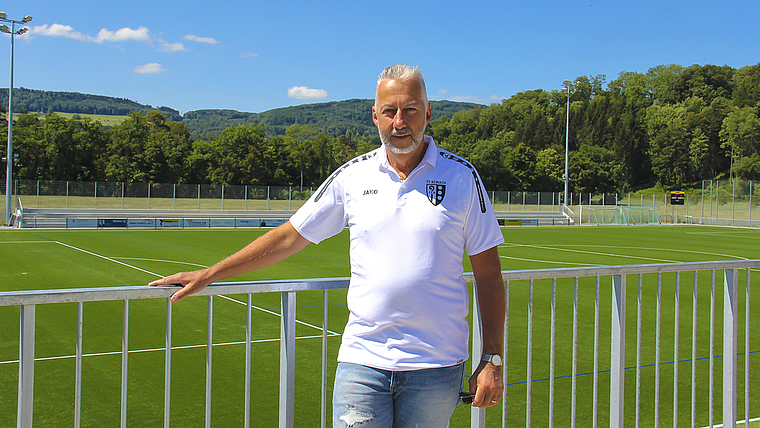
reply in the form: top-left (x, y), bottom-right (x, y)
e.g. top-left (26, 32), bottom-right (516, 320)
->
top-left (2, 0), bottom-right (759, 115)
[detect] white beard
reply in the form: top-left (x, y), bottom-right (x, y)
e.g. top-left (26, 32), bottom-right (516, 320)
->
top-left (379, 128), bottom-right (424, 155)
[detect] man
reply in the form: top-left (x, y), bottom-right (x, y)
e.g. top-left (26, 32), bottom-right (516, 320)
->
top-left (150, 64), bottom-right (505, 427)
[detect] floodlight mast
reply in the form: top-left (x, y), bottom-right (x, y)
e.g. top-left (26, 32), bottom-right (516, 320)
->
top-left (562, 79), bottom-right (579, 208)
top-left (1, 12), bottom-right (32, 226)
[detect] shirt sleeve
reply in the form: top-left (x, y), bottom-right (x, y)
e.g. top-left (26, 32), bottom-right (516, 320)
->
top-left (462, 167), bottom-right (504, 256)
top-left (289, 175), bottom-right (347, 245)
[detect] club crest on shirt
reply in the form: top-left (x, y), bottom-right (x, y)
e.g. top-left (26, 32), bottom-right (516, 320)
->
top-left (426, 181), bottom-right (446, 206)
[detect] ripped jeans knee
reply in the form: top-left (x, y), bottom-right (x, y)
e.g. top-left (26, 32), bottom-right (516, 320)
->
top-left (336, 408), bottom-right (376, 427)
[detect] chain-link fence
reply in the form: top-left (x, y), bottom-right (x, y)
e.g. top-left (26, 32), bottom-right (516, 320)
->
top-left (5, 179), bottom-right (760, 225)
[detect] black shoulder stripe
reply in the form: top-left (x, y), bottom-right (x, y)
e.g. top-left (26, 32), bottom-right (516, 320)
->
top-left (314, 151), bottom-right (378, 202)
top-left (439, 152), bottom-right (487, 213)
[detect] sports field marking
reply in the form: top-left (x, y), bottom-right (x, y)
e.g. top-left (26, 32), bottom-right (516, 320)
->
top-left (217, 294), bottom-right (343, 336)
top-left (501, 242), bottom-right (679, 264)
top-left (686, 230), bottom-right (760, 239)
top-left (706, 417), bottom-right (760, 427)
top-left (0, 240), bottom-right (56, 244)
top-left (114, 257), bottom-right (208, 269)
top-left (497, 254), bottom-right (599, 266)
top-left (39, 237), bottom-right (343, 339)
top-left (501, 242), bottom-right (748, 264)
top-left (52, 239), bottom-right (164, 277)
top-left (0, 334), bottom-right (337, 366)
top-left (568, 244), bottom-right (749, 261)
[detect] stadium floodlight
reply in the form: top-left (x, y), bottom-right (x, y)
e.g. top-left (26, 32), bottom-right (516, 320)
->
top-left (1, 13), bottom-right (32, 226)
top-left (562, 79), bottom-right (580, 207)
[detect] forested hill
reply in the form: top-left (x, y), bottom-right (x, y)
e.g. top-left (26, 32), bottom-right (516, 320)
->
top-left (1, 88), bottom-right (482, 138)
top-left (183, 99), bottom-right (483, 138)
top-left (0, 88), bottom-right (183, 121)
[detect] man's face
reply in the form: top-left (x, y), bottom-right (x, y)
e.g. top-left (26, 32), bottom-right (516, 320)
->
top-left (372, 78), bottom-right (432, 155)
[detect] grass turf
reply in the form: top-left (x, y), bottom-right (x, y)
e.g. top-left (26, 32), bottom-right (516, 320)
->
top-left (1, 225), bottom-right (759, 426)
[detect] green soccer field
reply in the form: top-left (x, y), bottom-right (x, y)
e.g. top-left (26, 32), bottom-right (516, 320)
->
top-left (1, 225), bottom-right (758, 427)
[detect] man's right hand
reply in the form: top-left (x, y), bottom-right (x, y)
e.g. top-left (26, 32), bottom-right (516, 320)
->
top-left (149, 269), bottom-right (213, 303)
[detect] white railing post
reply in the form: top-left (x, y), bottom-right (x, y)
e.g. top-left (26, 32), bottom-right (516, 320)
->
top-left (75, 302), bottom-right (83, 428)
top-left (471, 282), bottom-right (486, 427)
top-left (280, 292), bottom-right (296, 428)
top-left (245, 294), bottom-right (252, 428)
top-left (723, 268), bottom-right (738, 428)
top-left (121, 300), bottom-right (129, 428)
top-left (321, 290), bottom-right (329, 428)
top-left (17, 304), bottom-right (35, 428)
top-left (164, 299), bottom-right (173, 428)
top-left (206, 295), bottom-right (214, 428)
top-left (609, 274), bottom-right (626, 428)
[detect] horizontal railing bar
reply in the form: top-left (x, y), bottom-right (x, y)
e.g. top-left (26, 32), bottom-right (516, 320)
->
top-left (0, 278), bottom-right (352, 306)
top-left (3, 260), bottom-right (760, 307)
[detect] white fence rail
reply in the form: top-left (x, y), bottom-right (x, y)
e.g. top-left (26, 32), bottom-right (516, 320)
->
top-left (1, 260), bottom-right (756, 427)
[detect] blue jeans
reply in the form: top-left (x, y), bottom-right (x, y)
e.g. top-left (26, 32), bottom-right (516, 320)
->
top-left (333, 362), bottom-right (464, 428)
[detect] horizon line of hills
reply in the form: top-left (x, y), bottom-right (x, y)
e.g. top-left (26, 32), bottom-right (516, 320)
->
top-left (0, 87), bottom-right (483, 139)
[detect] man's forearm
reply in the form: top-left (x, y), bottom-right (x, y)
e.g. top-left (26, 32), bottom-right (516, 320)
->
top-left (470, 246), bottom-right (506, 355)
top-left (149, 221), bottom-right (310, 302)
top-left (204, 221), bottom-right (310, 282)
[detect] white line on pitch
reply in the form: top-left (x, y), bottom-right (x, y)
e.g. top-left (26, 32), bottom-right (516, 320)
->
top-left (217, 294), bottom-right (343, 336)
top-left (0, 334), bottom-right (341, 365)
top-left (53, 240), bottom-right (164, 277)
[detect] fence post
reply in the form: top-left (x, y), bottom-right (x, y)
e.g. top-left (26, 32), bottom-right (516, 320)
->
top-left (470, 284), bottom-right (486, 427)
top-left (18, 305), bottom-right (36, 428)
top-left (732, 180), bottom-right (736, 221)
top-left (723, 268), bottom-right (738, 428)
top-left (280, 292), bottom-right (296, 428)
top-left (94, 182), bottom-right (97, 209)
top-left (610, 274), bottom-right (626, 428)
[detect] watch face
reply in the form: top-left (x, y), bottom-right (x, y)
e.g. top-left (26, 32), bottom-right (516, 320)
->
top-left (491, 354), bottom-right (502, 366)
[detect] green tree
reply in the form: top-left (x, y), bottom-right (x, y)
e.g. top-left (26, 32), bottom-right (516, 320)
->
top-left (720, 106), bottom-right (760, 179)
top-left (285, 124), bottom-right (316, 189)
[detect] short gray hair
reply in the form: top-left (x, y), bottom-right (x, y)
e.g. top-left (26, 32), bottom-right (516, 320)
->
top-left (375, 63), bottom-right (428, 106)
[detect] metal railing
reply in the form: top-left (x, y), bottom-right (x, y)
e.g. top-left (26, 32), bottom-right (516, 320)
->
top-left (1, 260), bottom-right (756, 427)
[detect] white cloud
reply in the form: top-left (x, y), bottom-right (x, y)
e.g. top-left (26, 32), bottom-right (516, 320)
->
top-left (240, 52), bottom-right (259, 58)
top-left (288, 86), bottom-right (329, 100)
top-left (133, 63), bottom-right (166, 74)
top-left (160, 42), bottom-right (188, 52)
top-left (184, 34), bottom-right (219, 44)
top-left (29, 24), bottom-right (150, 44)
top-left (436, 89), bottom-right (449, 95)
top-left (30, 24), bottom-right (88, 41)
top-left (92, 26), bottom-right (150, 43)
top-left (452, 95), bottom-right (488, 104)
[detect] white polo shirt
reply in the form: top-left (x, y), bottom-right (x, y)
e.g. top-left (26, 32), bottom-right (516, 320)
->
top-left (289, 136), bottom-right (504, 370)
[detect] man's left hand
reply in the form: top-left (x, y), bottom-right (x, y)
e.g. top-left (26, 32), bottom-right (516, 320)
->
top-left (468, 360), bottom-right (504, 407)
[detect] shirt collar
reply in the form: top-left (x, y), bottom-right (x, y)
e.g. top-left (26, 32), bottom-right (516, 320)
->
top-left (377, 135), bottom-right (439, 171)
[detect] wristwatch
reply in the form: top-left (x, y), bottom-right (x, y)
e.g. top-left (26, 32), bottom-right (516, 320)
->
top-left (481, 353), bottom-right (503, 367)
